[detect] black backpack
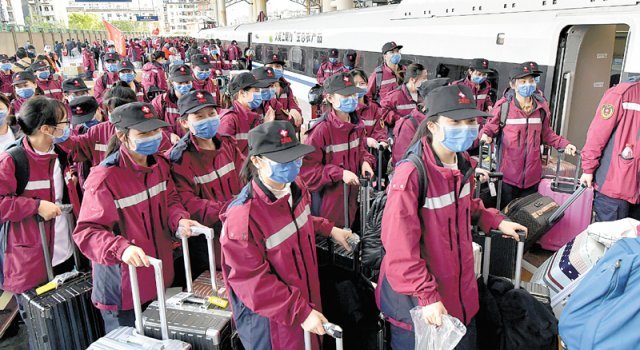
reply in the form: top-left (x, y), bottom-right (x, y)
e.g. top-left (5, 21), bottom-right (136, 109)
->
top-left (360, 144), bottom-right (428, 280)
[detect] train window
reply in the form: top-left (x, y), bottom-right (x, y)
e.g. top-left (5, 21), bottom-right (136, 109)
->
top-left (290, 46), bottom-right (305, 73)
top-left (265, 45), bottom-right (275, 60)
top-left (437, 63), bottom-right (468, 81)
top-left (255, 44), bottom-right (263, 62)
top-left (277, 47), bottom-right (289, 65)
top-left (312, 50), bottom-right (327, 75)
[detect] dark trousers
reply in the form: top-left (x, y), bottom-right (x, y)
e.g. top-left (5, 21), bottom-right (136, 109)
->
top-left (85, 69), bottom-right (94, 81)
top-left (500, 182), bottom-right (539, 210)
top-left (390, 317), bottom-right (477, 350)
top-left (594, 191), bottom-right (640, 222)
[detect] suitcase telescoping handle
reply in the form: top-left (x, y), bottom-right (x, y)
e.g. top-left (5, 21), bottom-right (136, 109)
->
top-left (547, 183), bottom-right (588, 225)
top-left (304, 322), bottom-right (344, 350)
top-left (129, 256), bottom-right (170, 341)
top-left (377, 145), bottom-right (384, 191)
top-left (36, 215), bottom-right (55, 281)
top-left (551, 149), bottom-right (583, 192)
top-left (481, 230), bottom-right (526, 287)
top-left (343, 183), bottom-right (350, 231)
top-left (360, 172), bottom-right (371, 234)
top-left (176, 226), bottom-right (217, 294)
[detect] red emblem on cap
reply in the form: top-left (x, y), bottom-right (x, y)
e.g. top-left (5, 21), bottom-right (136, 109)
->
top-left (523, 67), bottom-right (529, 72)
top-left (348, 55), bottom-right (353, 60)
top-left (391, 42), bottom-right (396, 46)
top-left (15, 74), bottom-right (20, 80)
top-left (180, 66), bottom-right (187, 75)
top-left (483, 60), bottom-right (488, 68)
top-left (279, 129), bottom-right (292, 144)
top-left (530, 63), bottom-right (535, 68)
top-left (343, 76), bottom-right (352, 87)
top-left (73, 80), bottom-right (80, 86)
top-left (75, 106), bottom-right (83, 114)
top-left (196, 91), bottom-right (207, 103)
top-left (273, 54), bottom-right (277, 60)
top-left (141, 105), bottom-right (154, 119)
top-left (458, 91), bottom-right (471, 105)
top-left (203, 57), bottom-right (208, 63)
top-left (266, 69), bottom-right (274, 77)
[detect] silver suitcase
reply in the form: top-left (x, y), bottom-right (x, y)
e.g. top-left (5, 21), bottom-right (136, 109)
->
top-left (142, 227), bottom-right (232, 350)
top-left (88, 257), bottom-right (190, 349)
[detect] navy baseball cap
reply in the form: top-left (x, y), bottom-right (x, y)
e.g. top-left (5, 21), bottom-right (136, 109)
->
top-left (323, 72), bottom-right (364, 96)
top-left (426, 85), bottom-right (492, 120)
top-left (70, 96), bottom-right (99, 125)
top-left (248, 121), bottom-right (314, 163)
top-left (178, 90), bottom-right (217, 116)
top-left (110, 102), bottom-right (169, 132)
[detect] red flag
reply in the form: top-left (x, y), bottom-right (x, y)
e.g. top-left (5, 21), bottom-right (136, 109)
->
top-left (102, 20), bottom-right (126, 56)
top-left (152, 28), bottom-right (160, 36)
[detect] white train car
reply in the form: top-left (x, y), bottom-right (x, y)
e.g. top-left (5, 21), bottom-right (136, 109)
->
top-left (196, 0), bottom-right (640, 148)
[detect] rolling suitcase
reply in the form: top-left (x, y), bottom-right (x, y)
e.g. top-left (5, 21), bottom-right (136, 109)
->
top-left (304, 322), bottom-right (344, 350)
top-left (142, 227), bottom-right (233, 350)
top-left (538, 150), bottom-right (594, 250)
top-left (88, 257), bottom-right (190, 349)
top-left (475, 141), bottom-right (503, 209)
top-left (22, 209), bottom-right (104, 350)
top-left (541, 146), bottom-right (576, 178)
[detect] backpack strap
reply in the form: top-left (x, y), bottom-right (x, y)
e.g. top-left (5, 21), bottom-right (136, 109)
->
top-left (5, 139), bottom-right (29, 196)
top-left (407, 114), bottom-right (418, 130)
top-left (373, 65), bottom-right (383, 103)
top-left (102, 73), bottom-right (109, 89)
top-left (406, 151), bottom-right (428, 209)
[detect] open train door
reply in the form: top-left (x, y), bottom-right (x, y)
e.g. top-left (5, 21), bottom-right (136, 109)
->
top-left (550, 24), bottom-right (630, 150)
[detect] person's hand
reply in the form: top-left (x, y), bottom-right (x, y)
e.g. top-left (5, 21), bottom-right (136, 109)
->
top-left (301, 309), bottom-right (328, 335)
top-left (486, 105), bottom-right (493, 113)
top-left (475, 168), bottom-right (490, 184)
top-left (481, 134), bottom-right (493, 145)
top-left (379, 141), bottom-right (389, 149)
top-left (497, 220), bottom-right (528, 241)
top-left (330, 227), bottom-right (353, 252)
top-left (580, 173), bottom-right (593, 188)
top-left (367, 137), bottom-right (379, 149)
top-left (289, 109), bottom-right (303, 127)
top-left (177, 219), bottom-right (206, 238)
top-left (361, 161), bottom-right (374, 178)
top-left (342, 170), bottom-right (359, 185)
top-left (121, 245), bottom-right (149, 267)
top-left (565, 144), bottom-right (577, 156)
top-left (38, 200), bottom-right (62, 221)
top-left (421, 301), bottom-right (448, 327)
top-left (264, 107), bottom-right (276, 122)
top-left (170, 133), bottom-right (181, 144)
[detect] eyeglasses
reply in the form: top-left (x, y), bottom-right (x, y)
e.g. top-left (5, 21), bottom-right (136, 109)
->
top-left (56, 120), bottom-right (70, 126)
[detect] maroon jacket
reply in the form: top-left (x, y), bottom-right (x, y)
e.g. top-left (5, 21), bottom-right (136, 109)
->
top-left (582, 82), bottom-right (640, 203)
top-left (73, 145), bottom-right (189, 312)
top-left (94, 72), bottom-right (119, 105)
top-left (9, 96), bottom-right (28, 117)
top-left (301, 110), bottom-right (375, 227)
top-left (226, 44), bottom-right (242, 61)
top-left (82, 49), bottom-right (96, 72)
top-left (316, 61), bottom-right (344, 85)
top-left (142, 62), bottom-right (169, 94)
top-left (167, 133), bottom-right (244, 228)
top-left (356, 100), bottom-right (387, 143)
top-left (380, 84), bottom-right (417, 126)
top-left (0, 138), bottom-right (76, 293)
top-left (377, 139), bottom-right (503, 329)
top-left (366, 63), bottom-right (403, 102)
top-left (392, 108), bottom-right (426, 166)
top-left (275, 78), bottom-right (302, 114)
top-left (151, 90), bottom-right (184, 138)
top-left (128, 45), bottom-right (143, 62)
top-left (218, 100), bottom-right (261, 156)
top-left (220, 178), bottom-right (333, 350)
top-left (36, 75), bottom-right (64, 101)
top-left (0, 70), bottom-right (13, 98)
top-left (482, 96), bottom-right (570, 189)
top-left (191, 75), bottom-right (221, 107)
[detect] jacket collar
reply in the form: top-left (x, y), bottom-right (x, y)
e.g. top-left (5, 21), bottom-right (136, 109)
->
top-left (421, 138), bottom-right (474, 183)
top-left (232, 100), bottom-right (260, 128)
top-left (21, 137), bottom-right (58, 162)
top-left (252, 176), bottom-right (303, 208)
top-left (327, 109), bottom-right (362, 131)
top-left (118, 144), bottom-right (158, 173)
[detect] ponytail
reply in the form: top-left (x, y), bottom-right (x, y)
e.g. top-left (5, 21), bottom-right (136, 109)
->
top-left (106, 127), bottom-right (128, 156)
top-left (239, 156), bottom-right (258, 184)
top-left (409, 115), bottom-right (439, 147)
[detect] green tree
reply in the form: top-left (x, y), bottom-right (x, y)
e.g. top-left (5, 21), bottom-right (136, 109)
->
top-left (25, 15), bottom-right (65, 30)
top-left (68, 13), bottom-right (103, 31)
top-left (110, 20), bottom-right (149, 33)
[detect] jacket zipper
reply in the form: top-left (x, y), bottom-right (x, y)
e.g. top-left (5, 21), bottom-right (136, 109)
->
top-left (447, 218), bottom-right (453, 251)
top-left (522, 116), bottom-right (530, 188)
top-left (453, 176), bottom-right (467, 323)
top-left (143, 173), bottom-right (160, 258)
top-left (307, 234), bottom-right (316, 266)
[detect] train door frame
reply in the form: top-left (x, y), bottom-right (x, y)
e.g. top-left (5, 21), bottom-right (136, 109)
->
top-left (549, 23), bottom-right (631, 151)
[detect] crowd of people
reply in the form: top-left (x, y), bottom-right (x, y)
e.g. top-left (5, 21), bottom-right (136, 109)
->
top-left (0, 35), bottom-right (637, 350)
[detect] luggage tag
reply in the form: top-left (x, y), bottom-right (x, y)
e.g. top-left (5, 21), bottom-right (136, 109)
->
top-left (35, 270), bottom-right (80, 295)
top-left (489, 181), bottom-right (497, 197)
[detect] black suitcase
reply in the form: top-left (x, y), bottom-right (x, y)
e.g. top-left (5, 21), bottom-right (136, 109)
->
top-left (22, 211), bottom-right (104, 350)
top-left (504, 193), bottom-right (560, 251)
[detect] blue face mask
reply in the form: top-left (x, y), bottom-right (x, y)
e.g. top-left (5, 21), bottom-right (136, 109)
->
top-left (0, 110), bottom-right (7, 125)
top-left (534, 76), bottom-right (541, 84)
top-left (83, 119), bottom-right (99, 129)
top-left (248, 92), bottom-right (263, 110)
top-left (265, 157), bottom-right (303, 184)
top-left (337, 96), bottom-right (358, 113)
top-left (132, 132), bottom-right (162, 156)
top-left (390, 53), bottom-right (402, 65)
top-left (172, 59), bottom-right (184, 65)
top-left (108, 49), bottom-right (116, 54)
top-left (273, 68), bottom-right (284, 80)
top-left (260, 88), bottom-right (276, 101)
top-left (119, 72), bottom-right (135, 83)
top-left (1, 63), bottom-right (11, 71)
top-left (106, 63), bottom-right (118, 72)
top-left (16, 87), bottom-right (34, 99)
top-left (37, 70), bottom-right (51, 80)
top-left (328, 57), bottom-right (338, 64)
top-left (174, 82), bottom-right (192, 95)
top-left (191, 116), bottom-right (220, 139)
top-left (53, 125), bottom-right (71, 144)
top-left (471, 76), bottom-right (486, 85)
top-left (517, 83), bottom-right (537, 98)
top-left (440, 124), bottom-right (479, 153)
top-left (211, 50), bottom-right (219, 56)
top-left (344, 65), bottom-right (353, 71)
top-left (356, 87), bottom-right (367, 99)
top-left (195, 71), bottom-right (210, 81)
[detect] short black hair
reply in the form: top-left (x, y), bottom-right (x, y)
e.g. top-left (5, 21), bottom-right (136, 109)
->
top-left (17, 96), bottom-right (66, 135)
top-left (15, 48), bottom-right (27, 59)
